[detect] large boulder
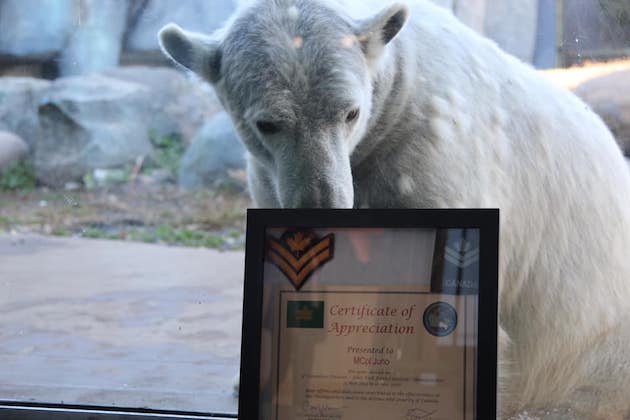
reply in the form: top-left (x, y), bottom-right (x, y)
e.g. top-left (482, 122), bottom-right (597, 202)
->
top-left (575, 70), bottom-right (630, 156)
top-left (58, 0), bottom-right (129, 76)
top-left (126, 0), bottom-right (237, 52)
top-left (0, 77), bottom-right (51, 149)
top-left (0, 0), bottom-right (74, 58)
top-left (103, 66), bottom-right (222, 142)
top-left (0, 131), bottom-right (29, 172)
top-left (1, 67), bottom-right (223, 187)
top-left (35, 75), bottom-right (154, 187)
top-left (178, 112), bottom-right (246, 189)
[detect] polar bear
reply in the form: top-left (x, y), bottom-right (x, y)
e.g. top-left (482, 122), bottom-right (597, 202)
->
top-left (158, 0), bottom-right (630, 418)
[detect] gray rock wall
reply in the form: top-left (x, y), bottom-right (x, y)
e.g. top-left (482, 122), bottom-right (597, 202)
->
top-left (59, 0), bottom-right (129, 76)
top-left (126, 0), bottom-right (237, 51)
top-left (0, 0), bottom-right (239, 76)
top-left (0, 0), bottom-right (74, 58)
top-left (0, 0), bottom-right (550, 75)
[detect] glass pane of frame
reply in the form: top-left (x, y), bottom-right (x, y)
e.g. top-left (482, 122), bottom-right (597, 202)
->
top-left (240, 210), bottom-right (499, 420)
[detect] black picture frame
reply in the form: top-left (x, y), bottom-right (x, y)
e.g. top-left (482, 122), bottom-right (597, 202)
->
top-left (239, 209), bottom-right (499, 420)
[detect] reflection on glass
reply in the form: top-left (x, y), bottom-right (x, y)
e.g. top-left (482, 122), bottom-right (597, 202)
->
top-left (0, 0), bottom-right (627, 416)
top-left (260, 228), bottom-right (480, 420)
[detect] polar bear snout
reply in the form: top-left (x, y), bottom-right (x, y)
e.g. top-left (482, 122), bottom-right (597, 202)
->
top-left (278, 164), bottom-right (355, 209)
top-left (276, 146), bottom-right (355, 209)
top-left (280, 178), bottom-right (354, 208)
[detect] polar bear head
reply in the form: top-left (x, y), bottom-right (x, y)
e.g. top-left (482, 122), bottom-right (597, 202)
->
top-left (159, 0), bottom-right (408, 207)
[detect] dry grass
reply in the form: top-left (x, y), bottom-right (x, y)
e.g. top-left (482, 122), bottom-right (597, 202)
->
top-left (0, 185), bottom-right (251, 249)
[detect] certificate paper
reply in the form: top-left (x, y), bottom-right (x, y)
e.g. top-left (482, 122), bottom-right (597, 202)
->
top-left (274, 287), bottom-right (476, 420)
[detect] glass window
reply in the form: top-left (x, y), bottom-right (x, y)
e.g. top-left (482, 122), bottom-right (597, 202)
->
top-left (0, 0), bottom-right (628, 418)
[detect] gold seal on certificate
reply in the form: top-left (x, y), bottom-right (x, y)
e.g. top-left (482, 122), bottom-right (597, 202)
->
top-left (239, 210), bottom-right (499, 420)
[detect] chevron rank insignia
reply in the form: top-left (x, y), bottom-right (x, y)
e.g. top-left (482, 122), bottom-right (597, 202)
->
top-left (266, 229), bottom-right (335, 290)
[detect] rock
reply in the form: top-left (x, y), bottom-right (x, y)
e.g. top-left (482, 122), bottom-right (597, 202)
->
top-left (0, 131), bottom-right (29, 172)
top-left (35, 75), bottom-right (154, 187)
top-left (178, 112), bottom-right (246, 189)
top-left (103, 66), bottom-right (222, 142)
top-left (575, 70), bottom-right (630, 156)
top-left (483, 0), bottom-right (539, 63)
top-left (10, 67), bottom-right (222, 187)
top-left (0, 77), bottom-right (51, 149)
top-left (126, 0), bottom-right (237, 52)
top-left (59, 0), bottom-right (129, 76)
top-left (0, 0), bottom-right (74, 58)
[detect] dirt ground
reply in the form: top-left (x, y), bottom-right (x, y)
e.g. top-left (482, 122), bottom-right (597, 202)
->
top-left (0, 184), bottom-right (251, 250)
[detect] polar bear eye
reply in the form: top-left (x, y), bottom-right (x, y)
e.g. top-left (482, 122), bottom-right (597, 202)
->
top-left (346, 108), bottom-right (360, 123)
top-left (256, 120), bottom-right (281, 135)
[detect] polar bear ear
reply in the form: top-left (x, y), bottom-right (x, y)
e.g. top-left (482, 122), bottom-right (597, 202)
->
top-left (355, 3), bottom-right (409, 61)
top-left (158, 23), bottom-right (223, 84)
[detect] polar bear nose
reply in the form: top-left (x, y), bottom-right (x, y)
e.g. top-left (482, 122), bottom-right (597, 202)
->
top-left (281, 179), bottom-right (354, 209)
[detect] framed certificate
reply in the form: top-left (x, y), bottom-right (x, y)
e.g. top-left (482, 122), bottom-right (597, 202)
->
top-left (239, 209), bottom-right (498, 420)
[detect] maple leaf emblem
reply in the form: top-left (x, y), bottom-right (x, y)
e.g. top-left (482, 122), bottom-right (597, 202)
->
top-left (286, 231), bottom-right (313, 253)
top-left (296, 307), bottom-right (313, 321)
